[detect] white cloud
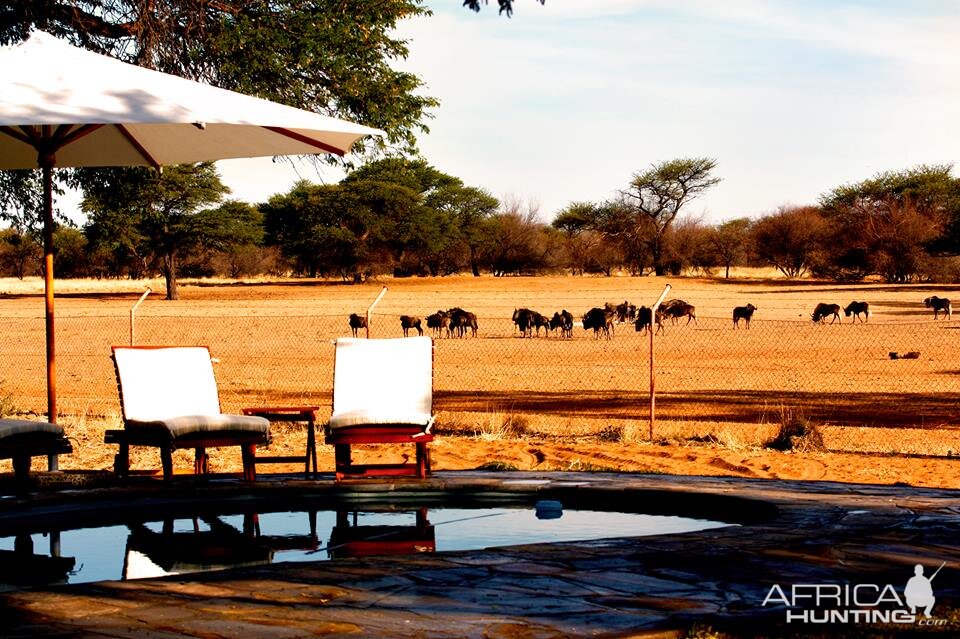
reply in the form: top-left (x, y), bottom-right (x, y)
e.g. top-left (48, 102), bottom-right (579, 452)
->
top-left (394, 1), bottom-right (960, 221)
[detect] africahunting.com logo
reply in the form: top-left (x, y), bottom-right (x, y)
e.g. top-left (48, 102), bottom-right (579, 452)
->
top-left (762, 562), bottom-right (949, 626)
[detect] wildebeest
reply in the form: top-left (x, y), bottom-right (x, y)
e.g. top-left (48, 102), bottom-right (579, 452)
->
top-left (549, 310), bottom-right (574, 338)
top-left (600, 303), bottom-right (618, 335)
top-left (348, 313), bottom-right (367, 337)
top-left (660, 299), bottom-right (697, 325)
top-left (924, 296), bottom-right (952, 320)
top-left (634, 305), bottom-right (665, 335)
top-left (615, 300), bottom-right (636, 323)
top-left (447, 307), bottom-right (478, 337)
top-left (513, 308), bottom-right (547, 337)
top-left (811, 303), bottom-right (841, 324)
top-left (843, 301), bottom-right (870, 324)
top-left (582, 307), bottom-right (612, 339)
top-left (732, 304), bottom-right (757, 329)
top-left (399, 315), bottom-right (423, 336)
top-left (426, 310), bottom-right (449, 337)
top-left (512, 308), bottom-right (535, 337)
top-left (530, 311), bottom-right (550, 336)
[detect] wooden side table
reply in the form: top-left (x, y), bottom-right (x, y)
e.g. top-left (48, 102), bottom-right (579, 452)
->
top-left (241, 406), bottom-right (319, 478)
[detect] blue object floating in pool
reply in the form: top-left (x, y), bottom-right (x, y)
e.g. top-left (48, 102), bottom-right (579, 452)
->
top-left (535, 500), bottom-right (563, 520)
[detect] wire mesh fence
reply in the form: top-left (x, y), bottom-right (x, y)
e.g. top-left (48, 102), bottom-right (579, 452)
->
top-left (1, 306), bottom-right (958, 458)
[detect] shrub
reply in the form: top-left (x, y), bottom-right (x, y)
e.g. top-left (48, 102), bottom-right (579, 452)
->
top-left (766, 414), bottom-right (825, 452)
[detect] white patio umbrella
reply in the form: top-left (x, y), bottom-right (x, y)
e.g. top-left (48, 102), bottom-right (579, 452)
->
top-left (0, 31), bottom-right (383, 436)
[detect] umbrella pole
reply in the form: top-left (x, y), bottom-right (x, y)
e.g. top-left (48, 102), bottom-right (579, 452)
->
top-left (41, 153), bottom-right (58, 471)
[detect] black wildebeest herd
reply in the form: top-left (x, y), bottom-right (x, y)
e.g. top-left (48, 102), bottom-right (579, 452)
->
top-left (581, 299), bottom-right (697, 340)
top-left (346, 294), bottom-right (955, 337)
top-left (423, 308), bottom-right (479, 338)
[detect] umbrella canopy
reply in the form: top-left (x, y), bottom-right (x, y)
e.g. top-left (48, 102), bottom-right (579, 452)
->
top-left (0, 31), bottom-right (382, 167)
top-left (0, 31), bottom-right (383, 435)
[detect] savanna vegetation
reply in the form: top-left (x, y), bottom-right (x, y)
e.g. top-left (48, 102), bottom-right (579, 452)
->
top-left (2, 3), bottom-right (960, 298)
top-left (2, 157), bottom-right (959, 300)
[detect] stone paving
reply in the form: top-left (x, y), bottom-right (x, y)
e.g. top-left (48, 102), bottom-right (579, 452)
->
top-left (1, 471), bottom-right (959, 637)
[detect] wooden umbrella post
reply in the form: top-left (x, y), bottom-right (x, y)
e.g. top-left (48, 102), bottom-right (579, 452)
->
top-left (366, 286), bottom-right (388, 338)
top-left (41, 156), bottom-right (56, 429)
top-left (648, 284), bottom-right (672, 440)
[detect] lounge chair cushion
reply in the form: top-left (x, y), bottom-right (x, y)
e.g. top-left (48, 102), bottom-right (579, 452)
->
top-left (125, 414), bottom-right (269, 441)
top-left (328, 410), bottom-right (433, 430)
top-left (113, 347), bottom-right (222, 422)
top-left (0, 419), bottom-right (64, 440)
top-left (330, 337), bottom-right (433, 431)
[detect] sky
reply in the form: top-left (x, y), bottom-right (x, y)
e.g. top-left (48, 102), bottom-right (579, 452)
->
top-left (213, 0), bottom-right (960, 225)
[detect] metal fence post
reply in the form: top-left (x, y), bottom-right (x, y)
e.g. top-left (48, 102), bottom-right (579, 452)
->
top-left (366, 286), bottom-right (388, 338)
top-left (129, 287), bottom-right (152, 346)
top-left (649, 284), bottom-right (672, 440)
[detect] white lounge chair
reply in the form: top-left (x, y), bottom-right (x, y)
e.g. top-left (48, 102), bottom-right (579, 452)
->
top-left (325, 337), bottom-right (434, 480)
top-left (106, 346), bottom-right (270, 481)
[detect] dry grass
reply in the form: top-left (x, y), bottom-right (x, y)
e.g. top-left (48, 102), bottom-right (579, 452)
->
top-left (1, 273), bottom-right (958, 487)
top-left (765, 410), bottom-right (826, 452)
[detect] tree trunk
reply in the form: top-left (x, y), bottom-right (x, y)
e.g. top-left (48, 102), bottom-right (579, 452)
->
top-left (162, 251), bottom-right (179, 300)
top-left (468, 246), bottom-right (481, 277)
top-left (651, 235), bottom-right (665, 276)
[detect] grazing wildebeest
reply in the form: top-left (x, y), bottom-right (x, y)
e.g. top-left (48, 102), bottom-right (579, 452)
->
top-left (634, 305), bottom-right (665, 335)
top-left (550, 310), bottom-right (574, 338)
top-left (512, 308), bottom-right (534, 337)
top-left (530, 311), bottom-right (550, 337)
top-left (447, 307), bottom-right (478, 337)
top-left (582, 307), bottom-right (612, 339)
top-left (602, 304), bottom-right (619, 335)
top-left (615, 300), bottom-right (636, 323)
top-left (348, 313), bottom-right (367, 337)
top-left (399, 315), bottom-right (423, 337)
top-left (924, 296), bottom-right (952, 319)
top-left (843, 301), bottom-right (870, 324)
top-left (732, 303), bottom-right (757, 329)
top-left (426, 310), bottom-right (449, 337)
top-left (660, 299), bottom-right (697, 325)
top-left (811, 303), bottom-right (841, 324)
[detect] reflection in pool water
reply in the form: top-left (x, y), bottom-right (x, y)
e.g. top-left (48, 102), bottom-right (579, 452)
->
top-left (0, 505), bottom-right (733, 589)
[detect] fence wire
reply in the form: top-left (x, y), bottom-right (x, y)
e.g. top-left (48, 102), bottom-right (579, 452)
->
top-left (0, 310), bottom-right (958, 458)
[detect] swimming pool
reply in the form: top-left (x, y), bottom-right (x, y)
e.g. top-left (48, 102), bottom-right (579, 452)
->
top-left (0, 500), bottom-right (734, 589)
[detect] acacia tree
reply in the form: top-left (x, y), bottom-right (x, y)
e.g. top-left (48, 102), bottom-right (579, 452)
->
top-left (618, 158), bottom-right (721, 276)
top-left (265, 159), bottom-right (498, 278)
top-left (0, 227), bottom-right (41, 279)
top-left (81, 164), bottom-right (229, 299)
top-left (662, 216), bottom-right (714, 276)
top-left (710, 218), bottom-right (753, 278)
top-left (552, 202), bottom-right (620, 275)
top-left (261, 181), bottom-right (369, 279)
top-left (819, 165), bottom-right (959, 281)
top-left (426, 184), bottom-right (499, 276)
top-left (751, 206), bottom-right (829, 278)
top-left (480, 198), bottom-right (557, 276)
top-left (189, 200), bottom-right (265, 277)
top-left (0, 170), bottom-right (45, 229)
top-left (343, 158), bottom-right (454, 277)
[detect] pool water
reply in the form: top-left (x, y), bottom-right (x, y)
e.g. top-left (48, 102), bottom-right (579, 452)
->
top-left (0, 505), bottom-right (732, 589)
